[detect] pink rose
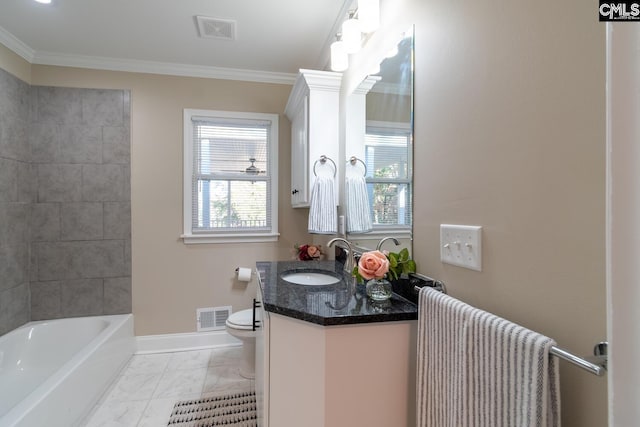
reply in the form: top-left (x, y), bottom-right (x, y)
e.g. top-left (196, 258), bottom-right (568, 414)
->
top-left (358, 250), bottom-right (390, 280)
top-left (307, 245), bottom-right (320, 258)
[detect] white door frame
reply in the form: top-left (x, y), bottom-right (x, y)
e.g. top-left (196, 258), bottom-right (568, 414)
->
top-left (606, 22), bottom-right (640, 426)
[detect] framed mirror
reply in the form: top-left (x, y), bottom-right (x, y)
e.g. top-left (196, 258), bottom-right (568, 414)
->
top-left (345, 26), bottom-right (414, 253)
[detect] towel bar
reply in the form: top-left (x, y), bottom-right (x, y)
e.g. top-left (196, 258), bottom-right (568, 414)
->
top-left (416, 286), bottom-right (608, 376)
top-left (549, 343), bottom-right (607, 376)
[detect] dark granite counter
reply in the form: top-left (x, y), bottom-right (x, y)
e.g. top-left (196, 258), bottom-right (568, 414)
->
top-left (256, 260), bottom-right (418, 326)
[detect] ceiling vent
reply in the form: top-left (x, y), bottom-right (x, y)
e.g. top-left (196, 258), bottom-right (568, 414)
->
top-left (195, 16), bottom-right (237, 41)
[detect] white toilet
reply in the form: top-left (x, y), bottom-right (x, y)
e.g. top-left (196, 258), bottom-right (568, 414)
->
top-left (225, 309), bottom-right (257, 379)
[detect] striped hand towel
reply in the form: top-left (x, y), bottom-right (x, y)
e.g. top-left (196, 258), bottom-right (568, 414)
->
top-left (344, 174), bottom-right (372, 233)
top-left (417, 288), bottom-right (561, 427)
top-left (308, 174), bottom-right (337, 234)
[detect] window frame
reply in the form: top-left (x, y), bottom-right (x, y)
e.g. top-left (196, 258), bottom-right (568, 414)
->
top-left (364, 120), bottom-right (413, 234)
top-left (182, 109), bottom-right (279, 244)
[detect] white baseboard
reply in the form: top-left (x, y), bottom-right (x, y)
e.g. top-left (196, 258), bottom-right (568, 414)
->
top-left (136, 330), bottom-right (241, 354)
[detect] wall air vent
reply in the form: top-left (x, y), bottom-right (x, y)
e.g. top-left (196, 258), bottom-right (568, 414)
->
top-left (197, 306), bottom-right (231, 331)
top-left (195, 16), bottom-right (237, 41)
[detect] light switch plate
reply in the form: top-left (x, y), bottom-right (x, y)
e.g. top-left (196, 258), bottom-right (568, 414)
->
top-left (440, 224), bottom-right (482, 271)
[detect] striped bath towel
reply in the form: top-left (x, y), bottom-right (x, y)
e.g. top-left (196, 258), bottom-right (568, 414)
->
top-left (307, 174), bottom-right (337, 234)
top-left (344, 173), bottom-right (372, 233)
top-left (417, 288), bottom-right (561, 427)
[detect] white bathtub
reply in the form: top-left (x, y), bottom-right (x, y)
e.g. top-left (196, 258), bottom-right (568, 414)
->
top-left (0, 314), bottom-right (135, 427)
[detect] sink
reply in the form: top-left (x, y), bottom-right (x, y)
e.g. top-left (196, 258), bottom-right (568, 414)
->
top-left (281, 271), bottom-right (341, 286)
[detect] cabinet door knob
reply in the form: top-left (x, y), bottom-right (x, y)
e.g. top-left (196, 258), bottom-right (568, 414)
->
top-left (292, 189), bottom-right (299, 195)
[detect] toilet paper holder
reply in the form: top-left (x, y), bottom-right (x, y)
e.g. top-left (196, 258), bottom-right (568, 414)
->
top-left (235, 267), bottom-right (254, 281)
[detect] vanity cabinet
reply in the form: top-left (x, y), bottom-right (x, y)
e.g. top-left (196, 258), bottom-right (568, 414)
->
top-left (285, 69), bottom-right (342, 208)
top-left (255, 261), bottom-right (418, 427)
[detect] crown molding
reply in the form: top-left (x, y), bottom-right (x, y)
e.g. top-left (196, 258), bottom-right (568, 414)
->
top-left (32, 51), bottom-right (297, 85)
top-left (0, 26), bottom-right (35, 62)
top-left (0, 24), bottom-right (296, 85)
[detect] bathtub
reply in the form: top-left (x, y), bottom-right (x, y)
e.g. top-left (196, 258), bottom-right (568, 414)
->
top-left (0, 314), bottom-right (135, 427)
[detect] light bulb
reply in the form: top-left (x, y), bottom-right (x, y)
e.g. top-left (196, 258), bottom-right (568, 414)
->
top-left (330, 40), bottom-right (348, 72)
top-left (342, 17), bottom-right (361, 54)
top-left (358, 0), bottom-right (380, 33)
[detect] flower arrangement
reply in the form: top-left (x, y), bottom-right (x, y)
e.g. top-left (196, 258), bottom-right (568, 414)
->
top-left (294, 243), bottom-right (324, 261)
top-left (353, 248), bottom-right (416, 283)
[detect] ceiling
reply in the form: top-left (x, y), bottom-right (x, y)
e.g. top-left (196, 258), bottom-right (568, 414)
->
top-left (0, 0), bottom-right (353, 83)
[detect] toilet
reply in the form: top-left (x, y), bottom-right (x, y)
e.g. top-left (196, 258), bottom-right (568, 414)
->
top-left (225, 309), bottom-right (257, 379)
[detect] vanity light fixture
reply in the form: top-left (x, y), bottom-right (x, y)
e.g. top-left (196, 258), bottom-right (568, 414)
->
top-left (330, 34), bottom-right (348, 72)
top-left (342, 11), bottom-right (361, 54)
top-left (34, 0), bottom-right (52, 3)
top-left (358, 0), bottom-right (380, 33)
top-left (329, 1), bottom-right (380, 72)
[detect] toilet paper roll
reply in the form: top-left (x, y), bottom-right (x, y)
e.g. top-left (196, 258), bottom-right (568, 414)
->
top-left (237, 267), bottom-right (252, 282)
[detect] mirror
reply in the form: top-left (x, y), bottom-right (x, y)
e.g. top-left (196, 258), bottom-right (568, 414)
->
top-left (345, 27), bottom-right (414, 253)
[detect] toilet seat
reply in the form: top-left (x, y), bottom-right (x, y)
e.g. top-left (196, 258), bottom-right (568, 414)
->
top-left (226, 309), bottom-right (255, 331)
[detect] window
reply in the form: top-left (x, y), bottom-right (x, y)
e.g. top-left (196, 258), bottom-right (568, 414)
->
top-left (183, 109), bottom-right (279, 243)
top-left (365, 121), bottom-right (412, 230)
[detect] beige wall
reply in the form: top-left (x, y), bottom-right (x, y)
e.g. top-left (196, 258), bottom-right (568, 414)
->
top-left (30, 65), bottom-right (310, 335)
top-left (0, 43), bottom-right (31, 83)
top-left (405, 0), bottom-right (606, 426)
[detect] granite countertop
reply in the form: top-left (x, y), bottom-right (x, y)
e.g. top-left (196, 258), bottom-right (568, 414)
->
top-left (256, 260), bottom-right (418, 326)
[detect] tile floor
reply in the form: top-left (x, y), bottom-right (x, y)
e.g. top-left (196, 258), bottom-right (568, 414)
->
top-left (79, 346), bottom-right (253, 427)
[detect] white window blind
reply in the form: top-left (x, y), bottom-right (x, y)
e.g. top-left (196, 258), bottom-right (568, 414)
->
top-left (183, 110), bottom-right (279, 243)
top-left (365, 123), bottom-right (412, 229)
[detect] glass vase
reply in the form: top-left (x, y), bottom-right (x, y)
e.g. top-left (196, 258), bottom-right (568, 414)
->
top-left (366, 278), bottom-right (393, 301)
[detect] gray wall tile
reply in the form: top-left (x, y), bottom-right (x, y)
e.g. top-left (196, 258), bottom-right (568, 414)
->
top-left (103, 126), bottom-right (130, 164)
top-left (0, 242), bottom-right (28, 292)
top-left (0, 158), bottom-right (18, 202)
top-left (37, 164), bottom-right (83, 202)
top-left (17, 162), bottom-right (35, 203)
top-left (60, 278), bottom-right (103, 317)
top-left (60, 202), bottom-right (103, 241)
top-left (30, 123), bottom-right (60, 163)
top-left (82, 89), bottom-right (124, 127)
top-left (124, 240), bottom-right (131, 276)
top-left (35, 240), bottom-right (126, 281)
top-left (104, 277), bottom-right (131, 314)
top-left (82, 164), bottom-right (129, 201)
top-left (1, 83), bottom-right (132, 333)
top-left (0, 283), bottom-right (30, 335)
top-left (0, 115), bottom-right (29, 162)
top-left (31, 202), bottom-right (60, 241)
top-left (36, 86), bottom-right (83, 125)
top-left (0, 68), bottom-right (30, 123)
top-left (104, 202), bottom-right (130, 239)
top-left (30, 281), bottom-right (61, 320)
top-left (0, 203), bottom-right (30, 245)
top-left (59, 126), bottom-right (103, 164)
top-left (123, 91), bottom-right (130, 123)
top-left (0, 70), bottom-right (32, 334)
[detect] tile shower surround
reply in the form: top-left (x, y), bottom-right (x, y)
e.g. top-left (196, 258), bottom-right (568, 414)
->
top-left (0, 68), bottom-right (132, 334)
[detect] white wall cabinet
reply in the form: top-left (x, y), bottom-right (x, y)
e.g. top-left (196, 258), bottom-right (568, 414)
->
top-left (285, 69), bottom-right (342, 208)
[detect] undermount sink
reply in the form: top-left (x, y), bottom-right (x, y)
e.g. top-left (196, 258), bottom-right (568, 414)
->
top-left (280, 271), bottom-right (341, 286)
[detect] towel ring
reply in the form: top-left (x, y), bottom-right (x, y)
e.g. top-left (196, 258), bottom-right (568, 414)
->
top-left (348, 156), bottom-right (367, 177)
top-left (313, 155), bottom-right (337, 177)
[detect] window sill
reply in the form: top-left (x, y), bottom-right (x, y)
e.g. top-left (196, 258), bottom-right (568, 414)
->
top-left (346, 227), bottom-right (412, 242)
top-left (181, 233), bottom-right (280, 245)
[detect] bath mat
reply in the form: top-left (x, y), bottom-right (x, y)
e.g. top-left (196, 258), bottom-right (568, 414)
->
top-left (167, 391), bottom-right (257, 427)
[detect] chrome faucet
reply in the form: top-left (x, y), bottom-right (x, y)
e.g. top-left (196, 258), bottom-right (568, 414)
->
top-left (328, 237), bottom-right (357, 295)
top-left (328, 237), bottom-right (355, 274)
top-left (376, 236), bottom-right (400, 251)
